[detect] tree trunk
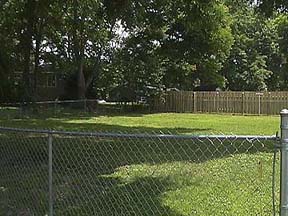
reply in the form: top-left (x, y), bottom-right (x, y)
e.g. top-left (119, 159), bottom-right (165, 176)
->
top-left (22, 0), bottom-right (36, 102)
top-left (73, 0), bottom-right (86, 99)
top-left (34, 29), bottom-right (41, 97)
top-left (77, 56), bottom-right (86, 99)
top-left (85, 56), bottom-right (101, 92)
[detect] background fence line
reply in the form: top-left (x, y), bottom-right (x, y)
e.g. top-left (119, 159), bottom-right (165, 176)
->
top-left (3, 91), bottom-right (288, 116)
top-left (154, 91), bottom-right (288, 115)
top-left (0, 99), bottom-right (150, 118)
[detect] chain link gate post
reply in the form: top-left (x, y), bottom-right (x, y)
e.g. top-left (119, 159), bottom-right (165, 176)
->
top-left (48, 133), bottom-right (53, 216)
top-left (280, 109), bottom-right (288, 215)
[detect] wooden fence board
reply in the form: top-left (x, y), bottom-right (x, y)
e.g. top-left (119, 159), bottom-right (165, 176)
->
top-left (153, 91), bottom-right (288, 115)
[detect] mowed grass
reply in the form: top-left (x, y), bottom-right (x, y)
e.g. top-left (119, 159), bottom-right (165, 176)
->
top-left (0, 110), bottom-right (281, 215)
top-left (0, 109), bottom-right (281, 135)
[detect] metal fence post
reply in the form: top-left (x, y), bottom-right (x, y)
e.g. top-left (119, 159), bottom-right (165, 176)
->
top-left (48, 133), bottom-right (53, 216)
top-left (54, 100), bottom-right (58, 116)
top-left (83, 99), bottom-right (87, 112)
top-left (280, 109), bottom-right (288, 215)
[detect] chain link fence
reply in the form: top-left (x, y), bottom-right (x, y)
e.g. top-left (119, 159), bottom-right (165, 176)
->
top-left (0, 127), bottom-right (280, 216)
top-left (0, 99), bottom-right (150, 120)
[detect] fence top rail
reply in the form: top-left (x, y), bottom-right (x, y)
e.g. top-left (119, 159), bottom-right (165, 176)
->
top-left (0, 99), bottom-right (101, 106)
top-left (0, 126), bottom-right (277, 140)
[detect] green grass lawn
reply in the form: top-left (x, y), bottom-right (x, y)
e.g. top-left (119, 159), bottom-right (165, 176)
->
top-left (0, 110), bottom-right (281, 215)
top-left (0, 109), bottom-right (281, 135)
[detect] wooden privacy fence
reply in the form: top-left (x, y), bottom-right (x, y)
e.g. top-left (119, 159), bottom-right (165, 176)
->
top-left (153, 91), bottom-right (288, 115)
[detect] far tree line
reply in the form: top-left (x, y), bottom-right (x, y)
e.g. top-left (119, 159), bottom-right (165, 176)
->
top-left (0, 0), bottom-right (288, 102)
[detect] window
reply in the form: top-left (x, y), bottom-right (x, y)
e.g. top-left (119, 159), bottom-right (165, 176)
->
top-left (37, 73), bottom-right (57, 88)
top-left (14, 71), bottom-right (57, 88)
top-left (47, 74), bottom-right (56, 87)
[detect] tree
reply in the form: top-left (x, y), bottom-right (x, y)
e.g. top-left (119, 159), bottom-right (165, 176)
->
top-left (220, 1), bottom-right (277, 91)
top-left (266, 15), bottom-right (288, 90)
top-left (4, 0), bottom-right (283, 103)
top-left (258, 0), bottom-right (288, 15)
top-left (44, 0), bottom-right (122, 99)
top-left (111, 0), bottom-right (233, 91)
top-left (0, 0), bottom-right (55, 102)
top-left (0, 0), bottom-right (25, 102)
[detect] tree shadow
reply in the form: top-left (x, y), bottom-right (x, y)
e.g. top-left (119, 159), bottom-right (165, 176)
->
top-left (0, 116), bottom-right (213, 134)
top-left (54, 176), bottom-right (184, 216)
top-left (1, 103), bottom-right (152, 119)
top-left (0, 125), bottom-right (275, 215)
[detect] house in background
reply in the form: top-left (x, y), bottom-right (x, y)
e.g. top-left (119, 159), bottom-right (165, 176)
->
top-left (36, 71), bottom-right (66, 100)
top-left (14, 67), bottom-right (66, 101)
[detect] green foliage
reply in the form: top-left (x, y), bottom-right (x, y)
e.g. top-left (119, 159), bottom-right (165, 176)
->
top-left (221, 2), bottom-right (278, 91)
top-left (258, 0), bottom-right (288, 15)
top-left (160, 0), bottom-right (233, 90)
top-left (268, 14), bottom-right (288, 90)
top-left (2, 0), bottom-right (288, 101)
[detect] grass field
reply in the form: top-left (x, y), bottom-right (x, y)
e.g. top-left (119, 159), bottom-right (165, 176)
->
top-left (0, 109), bottom-right (281, 215)
top-left (0, 108), bottom-right (281, 135)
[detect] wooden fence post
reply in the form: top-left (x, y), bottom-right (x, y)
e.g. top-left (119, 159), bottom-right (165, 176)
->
top-left (193, 92), bottom-right (197, 113)
top-left (256, 93), bottom-right (264, 115)
top-left (242, 92), bottom-right (245, 115)
top-left (267, 92), bottom-right (271, 115)
top-left (216, 91), bottom-right (219, 112)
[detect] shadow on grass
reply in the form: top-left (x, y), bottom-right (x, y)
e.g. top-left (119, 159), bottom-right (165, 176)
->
top-left (54, 176), bottom-right (184, 216)
top-left (0, 124), bottom-right (276, 215)
top-left (0, 105), bottom-right (152, 119)
top-left (0, 116), bottom-right (213, 134)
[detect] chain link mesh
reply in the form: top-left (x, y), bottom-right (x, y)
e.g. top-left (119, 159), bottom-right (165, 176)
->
top-left (0, 100), bottom-right (149, 120)
top-left (0, 128), bottom-right (279, 215)
top-left (0, 130), bottom-right (48, 215)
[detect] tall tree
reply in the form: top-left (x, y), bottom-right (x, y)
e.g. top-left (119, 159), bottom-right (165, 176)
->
top-left (267, 14), bottom-right (288, 90)
top-left (46, 0), bottom-right (120, 99)
top-left (21, 0), bottom-right (36, 100)
top-left (220, 1), bottom-right (277, 91)
top-left (0, 0), bottom-right (25, 101)
top-left (112, 0), bottom-right (233, 91)
top-left (258, 0), bottom-right (288, 15)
